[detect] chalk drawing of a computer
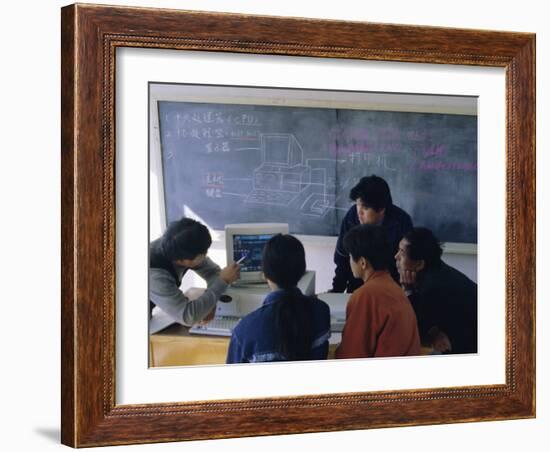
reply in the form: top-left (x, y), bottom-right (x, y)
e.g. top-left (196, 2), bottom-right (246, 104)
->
top-left (246, 134), bottom-right (311, 206)
top-left (246, 133), bottom-right (336, 217)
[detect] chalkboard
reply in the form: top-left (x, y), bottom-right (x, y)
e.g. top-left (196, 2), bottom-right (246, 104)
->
top-left (157, 101), bottom-right (477, 243)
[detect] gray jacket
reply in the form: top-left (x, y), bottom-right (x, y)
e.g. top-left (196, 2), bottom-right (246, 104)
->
top-left (149, 255), bottom-right (228, 328)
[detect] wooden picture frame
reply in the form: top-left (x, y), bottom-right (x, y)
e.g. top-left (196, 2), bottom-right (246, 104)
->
top-left (61, 3), bottom-right (535, 447)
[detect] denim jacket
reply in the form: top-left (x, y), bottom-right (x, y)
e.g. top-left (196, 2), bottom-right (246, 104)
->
top-left (226, 288), bottom-right (331, 364)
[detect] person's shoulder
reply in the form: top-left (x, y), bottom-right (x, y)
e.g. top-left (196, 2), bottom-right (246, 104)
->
top-left (344, 285), bottom-right (374, 317)
top-left (232, 310), bottom-right (257, 337)
top-left (149, 267), bottom-right (176, 282)
top-left (440, 262), bottom-right (477, 289)
top-left (237, 302), bottom-right (271, 328)
top-left (307, 295), bottom-right (331, 314)
top-left (389, 204), bottom-right (413, 223)
top-left (420, 262), bottom-right (474, 293)
top-left (347, 282), bottom-right (370, 304)
top-left (149, 268), bottom-right (179, 296)
top-left (233, 303), bottom-right (273, 343)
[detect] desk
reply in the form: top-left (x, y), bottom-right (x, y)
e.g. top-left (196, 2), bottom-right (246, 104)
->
top-left (150, 324), bottom-right (230, 366)
top-left (149, 289), bottom-right (430, 367)
top-left (150, 326), bottom-right (340, 367)
top-left (149, 286), bottom-right (346, 366)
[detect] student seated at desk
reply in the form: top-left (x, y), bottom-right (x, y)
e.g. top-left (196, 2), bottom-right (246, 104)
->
top-left (226, 234), bottom-right (331, 364)
top-left (394, 227), bottom-right (478, 354)
top-left (335, 225), bottom-right (421, 359)
top-left (149, 217), bottom-right (240, 327)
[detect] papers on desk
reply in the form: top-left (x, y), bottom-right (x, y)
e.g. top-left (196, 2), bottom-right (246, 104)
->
top-left (149, 308), bottom-right (177, 334)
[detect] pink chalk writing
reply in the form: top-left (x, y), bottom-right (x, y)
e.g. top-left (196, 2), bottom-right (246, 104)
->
top-left (419, 161), bottom-right (477, 171)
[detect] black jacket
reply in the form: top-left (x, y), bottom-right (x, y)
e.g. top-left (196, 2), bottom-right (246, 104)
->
top-left (408, 261), bottom-right (478, 354)
top-left (332, 204), bottom-right (413, 293)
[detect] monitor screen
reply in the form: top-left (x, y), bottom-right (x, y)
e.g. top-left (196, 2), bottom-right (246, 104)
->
top-left (263, 135), bottom-right (290, 165)
top-left (232, 234), bottom-right (274, 272)
top-left (225, 223), bottom-right (289, 284)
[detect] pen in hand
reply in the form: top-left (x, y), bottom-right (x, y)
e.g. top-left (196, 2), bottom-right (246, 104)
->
top-left (236, 254), bottom-right (247, 265)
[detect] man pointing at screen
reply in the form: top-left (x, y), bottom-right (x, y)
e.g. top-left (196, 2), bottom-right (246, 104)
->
top-left (149, 217), bottom-right (240, 329)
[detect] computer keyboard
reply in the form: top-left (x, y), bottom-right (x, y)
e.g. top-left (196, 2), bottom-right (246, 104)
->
top-left (189, 315), bottom-right (344, 336)
top-left (246, 189), bottom-right (298, 206)
top-left (189, 316), bottom-right (241, 337)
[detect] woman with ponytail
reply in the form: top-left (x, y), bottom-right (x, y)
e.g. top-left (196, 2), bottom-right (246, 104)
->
top-left (226, 234), bottom-right (331, 363)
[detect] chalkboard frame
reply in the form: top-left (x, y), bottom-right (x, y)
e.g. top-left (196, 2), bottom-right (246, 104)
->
top-left (149, 83), bottom-right (479, 248)
top-left (61, 4), bottom-right (535, 447)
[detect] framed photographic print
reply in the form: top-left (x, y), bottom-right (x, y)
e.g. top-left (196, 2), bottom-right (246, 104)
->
top-left (61, 3), bottom-right (535, 447)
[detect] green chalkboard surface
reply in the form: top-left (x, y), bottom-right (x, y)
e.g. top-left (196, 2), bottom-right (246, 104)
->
top-left (157, 101), bottom-right (477, 243)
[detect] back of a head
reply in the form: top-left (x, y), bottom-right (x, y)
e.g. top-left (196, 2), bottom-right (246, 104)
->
top-left (262, 234), bottom-right (313, 361)
top-left (262, 234), bottom-right (306, 289)
top-left (349, 174), bottom-right (393, 211)
top-left (403, 227), bottom-right (443, 269)
top-left (161, 217), bottom-right (212, 261)
top-left (343, 224), bottom-right (391, 271)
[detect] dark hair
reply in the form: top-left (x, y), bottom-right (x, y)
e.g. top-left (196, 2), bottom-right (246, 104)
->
top-left (262, 234), bottom-right (306, 289)
top-left (262, 234), bottom-right (311, 360)
top-left (160, 217), bottom-right (212, 261)
top-left (403, 227), bottom-right (443, 269)
top-left (349, 175), bottom-right (393, 211)
top-left (343, 224), bottom-right (391, 271)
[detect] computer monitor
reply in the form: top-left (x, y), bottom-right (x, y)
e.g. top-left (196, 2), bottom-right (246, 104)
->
top-left (225, 223), bottom-right (289, 284)
top-left (262, 134), bottom-right (290, 166)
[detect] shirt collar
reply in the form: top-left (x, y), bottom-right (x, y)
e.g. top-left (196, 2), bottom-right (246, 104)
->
top-left (364, 270), bottom-right (390, 284)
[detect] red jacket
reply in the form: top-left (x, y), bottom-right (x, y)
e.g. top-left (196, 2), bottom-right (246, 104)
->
top-left (336, 271), bottom-right (420, 359)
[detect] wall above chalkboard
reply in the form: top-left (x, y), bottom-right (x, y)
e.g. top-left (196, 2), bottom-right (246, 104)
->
top-left (151, 84), bottom-right (478, 244)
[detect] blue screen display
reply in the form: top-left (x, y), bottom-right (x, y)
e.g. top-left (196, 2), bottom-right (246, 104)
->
top-left (232, 234), bottom-right (274, 272)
